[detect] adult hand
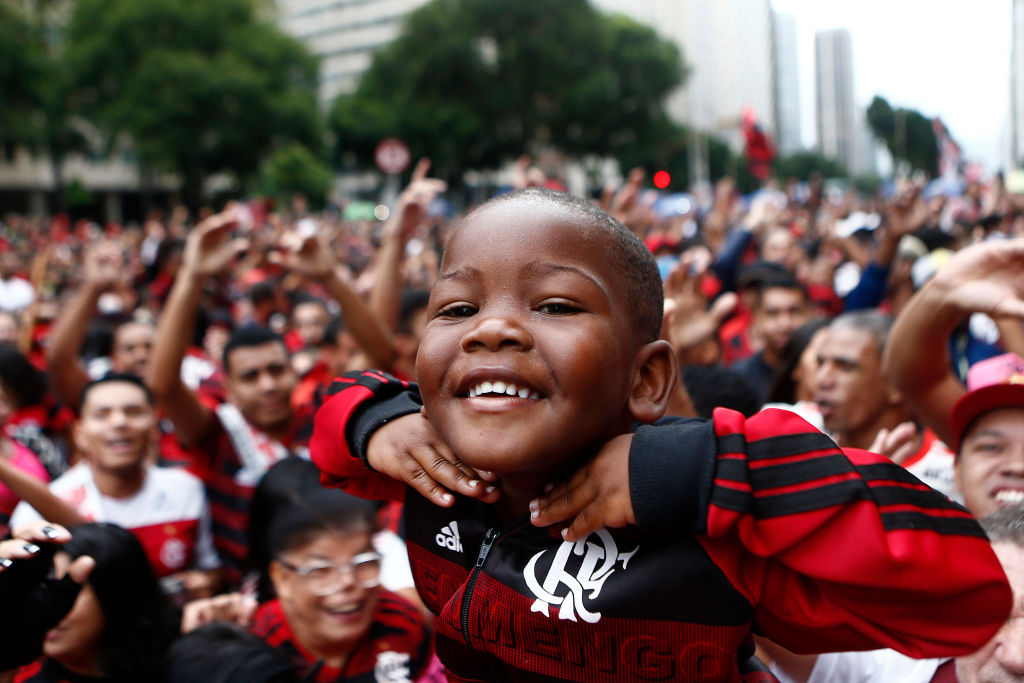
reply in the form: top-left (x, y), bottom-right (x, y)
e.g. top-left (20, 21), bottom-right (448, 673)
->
top-left (386, 158), bottom-right (447, 245)
top-left (181, 592), bottom-right (257, 633)
top-left (366, 411), bottom-right (499, 508)
top-left (182, 207), bottom-right (248, 280)
top-left (886, 186), bottom-right (929, 237)
top-left (867, 421), bottom-right (918, 466)
top-left (82, 240), bottom-right (127, 292)
top-left (529, 433), bottom-right (635, 542)
top-left (601, 168), bottom-right (652, 234)
top-left (270, 228), bottom-right (336, 281)
top-left (0, 521), bottom-right (95, 671)
top-left (663, 251), bottom-right (736, 364)
top-left (926, 238), bottom-right (1024, 319)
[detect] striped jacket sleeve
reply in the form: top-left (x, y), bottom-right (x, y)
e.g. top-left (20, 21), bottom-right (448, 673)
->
top-left (310, 370), bottom-right (422, 501)
top-left (629, 407), bottom-right (1011, 659)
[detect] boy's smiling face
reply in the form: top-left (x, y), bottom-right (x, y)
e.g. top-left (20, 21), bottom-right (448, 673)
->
top-left (416, 198), bottom-right (646, 486)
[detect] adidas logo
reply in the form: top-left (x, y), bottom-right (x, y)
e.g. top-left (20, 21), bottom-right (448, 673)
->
top-left (436, 521), bottom-right (463, 552)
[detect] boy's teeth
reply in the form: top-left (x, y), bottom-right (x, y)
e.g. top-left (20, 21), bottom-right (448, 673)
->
top-left (468, 381), bottom-right (539, 400)
top-left (996, 490), bottom-right (1024, 504)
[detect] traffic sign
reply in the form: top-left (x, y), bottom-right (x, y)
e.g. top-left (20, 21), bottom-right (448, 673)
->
top-left (375, 138), bottom-right (411, 175)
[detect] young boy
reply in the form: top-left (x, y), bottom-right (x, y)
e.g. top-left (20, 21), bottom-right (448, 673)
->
top-left (312, 189), bottom-right (1010, 683)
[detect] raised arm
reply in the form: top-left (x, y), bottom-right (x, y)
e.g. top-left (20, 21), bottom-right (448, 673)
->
top-left (531, 407), bottom-right (1011, 659)
top-left (0, 457), bottom-right (84, 528)
top-left (270, 227), bottom-right (394, 370)
top-left (47, 241), bottom-right (125, 410)
top-left (148, 210), bottom-right (245, 446)
top-left (882, 238), bottom-right (1024, 446)
top-left (370, 158), bottom-right (446, 334)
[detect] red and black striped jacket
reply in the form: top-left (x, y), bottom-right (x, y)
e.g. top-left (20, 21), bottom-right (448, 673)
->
top-left (251, 593), bottom-right (431, 682)
top-left (311, 371), bottom-right (1011, 683)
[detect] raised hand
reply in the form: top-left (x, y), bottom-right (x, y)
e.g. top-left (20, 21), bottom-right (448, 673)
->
top-left (386, 158), bottom-right (447, 245)
top-left (270, 227), bottom-right (336, 281)
top-left (927, 238), bottom-right (1024, 319)
top-left (366, 411), bottom-right (499, 508)
top-left (82, 240), bottom-right (127, 292)
top-left (663, 250), bottom-right (736, 364)
top-left (887, 186), bottom-right (929, 237)
top-left (182, 207), bottom-right (248, 280)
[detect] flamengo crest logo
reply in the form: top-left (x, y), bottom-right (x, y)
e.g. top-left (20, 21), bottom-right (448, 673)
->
top-left (523, 529), bottom-right (638, 624)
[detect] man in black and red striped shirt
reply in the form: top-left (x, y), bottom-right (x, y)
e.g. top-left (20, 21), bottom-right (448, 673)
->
top-left (147, 210), bottom-right (391, 585)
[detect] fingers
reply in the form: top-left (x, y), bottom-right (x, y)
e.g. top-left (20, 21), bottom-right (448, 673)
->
top-left (529, 472), bottom-right (594, 530)
top-left (181, 593), bottom-right (254, 633)
top-left (401, 445), bottom-right (499, 507)
top-left (709, 292), bottom-right (738, 324)
top-left (0, 539), bottom-right (45, 564)
top-left (410, 157), bottom-right (431, 183)
top-left (196, 207), bottom-right (238, 237)
top-left (66, 556), bottom-right (95, 585)
top-left (11, 521), bottom-right (70, 545)
top-left (868, 427), bottom-right (889, 456)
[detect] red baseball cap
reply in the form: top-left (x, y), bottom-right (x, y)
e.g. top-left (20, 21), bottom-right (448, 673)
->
top-left (950, 353), bottom-right (1024, 449)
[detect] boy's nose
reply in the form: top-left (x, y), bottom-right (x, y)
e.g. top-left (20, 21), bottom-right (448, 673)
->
top-left (461, 314), bottom-right (532, 352)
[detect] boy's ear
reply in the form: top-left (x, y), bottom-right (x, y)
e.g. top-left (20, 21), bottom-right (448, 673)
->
top-left (628, 339), bottom-right (678, 424)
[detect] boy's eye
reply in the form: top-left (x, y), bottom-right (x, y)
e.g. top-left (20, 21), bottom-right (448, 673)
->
top-left (438, 304), bottom-right (477, 318)
top-left (537, 302), bottom-right (581, 315)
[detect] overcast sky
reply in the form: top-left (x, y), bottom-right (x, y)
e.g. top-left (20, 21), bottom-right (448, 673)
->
top-left (770, 0), bottom-right (1012, 169)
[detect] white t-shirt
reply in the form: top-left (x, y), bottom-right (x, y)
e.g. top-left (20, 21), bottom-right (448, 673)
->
top-left (0, 276), bottom-right (34, 313)
top-left (771, 649), bottom-right (946, 683)
top-left (374, 528), bottom-right (415, 592)
top-left (11, 463), bottom-right (219, 576)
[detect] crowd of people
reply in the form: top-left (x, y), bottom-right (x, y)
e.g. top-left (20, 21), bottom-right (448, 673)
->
top-left (0, 157), bottom-right (1022, 682)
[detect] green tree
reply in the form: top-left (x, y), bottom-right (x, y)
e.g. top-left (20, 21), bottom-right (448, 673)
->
top-left (0, 2), bottom-right (46, 149)
top-left (65, 0), bottom-right (323, 207)
top-left (261, 142), bottom-right (333, 210)
top-left (1, 0), bottom-right (91, 214)
top-left (330, 0), bottom-right (685, 179)
top-left (775, 151), bottom-right (848, 181)
top-left (866, 96), bottom-right (938, 177)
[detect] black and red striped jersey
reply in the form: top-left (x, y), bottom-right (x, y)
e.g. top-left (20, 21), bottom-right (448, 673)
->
top-left (250, 593), bottom-right (432, 682)
top-left (191, 403), bottom-right (315, 585)
top-left (311, 370), bottom-right (1011, 683)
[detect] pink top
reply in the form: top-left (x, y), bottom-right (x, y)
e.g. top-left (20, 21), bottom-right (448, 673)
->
top-left (0, 442), bottom-right (49, 517)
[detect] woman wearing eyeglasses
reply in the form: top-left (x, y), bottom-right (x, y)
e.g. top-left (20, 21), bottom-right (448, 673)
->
top-left (181, 458), bottom-right (432, 682)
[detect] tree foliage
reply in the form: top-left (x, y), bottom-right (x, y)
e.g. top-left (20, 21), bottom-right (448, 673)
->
top-left (261, 142), bottom-right (333, 209)
top-left (0, 2), bottom-right (47, 148)
top-left (866, 95), bottom-right (937, 177)
top-left (330, 0), bottom-right (686, 179)
top-left (775, 151), bottom-right (848, 181)
top-left (64, 0), bottom-right (323, 205)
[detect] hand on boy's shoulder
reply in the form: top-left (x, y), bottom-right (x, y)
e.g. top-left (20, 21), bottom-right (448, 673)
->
top-left (529, 433), bottom-right (635, 542)
top-left (367, 410), bottom-right (500, 508)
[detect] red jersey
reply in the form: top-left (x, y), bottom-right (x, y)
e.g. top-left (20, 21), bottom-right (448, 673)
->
top-left (251, 594), bottom-right (431, 682)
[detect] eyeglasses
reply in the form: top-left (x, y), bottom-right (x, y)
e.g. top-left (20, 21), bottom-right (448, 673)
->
top-left (276, 551), bottom-right (383, 596)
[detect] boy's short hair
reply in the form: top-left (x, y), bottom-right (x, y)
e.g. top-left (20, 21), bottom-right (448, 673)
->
top-left (222, 324), bottom-right (287, 373)
top-left (474, 188), bottom-right (664, 343)
top-left (80, 372), bottom-right (154, 409)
